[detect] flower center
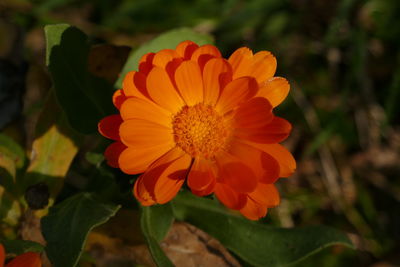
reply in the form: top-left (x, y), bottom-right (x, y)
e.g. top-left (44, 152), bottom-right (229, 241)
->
top-left (172, 103), bottom-right (231, 159)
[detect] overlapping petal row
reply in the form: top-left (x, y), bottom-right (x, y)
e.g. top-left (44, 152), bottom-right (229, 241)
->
top-left (98, 41), bottom-right (296, 220)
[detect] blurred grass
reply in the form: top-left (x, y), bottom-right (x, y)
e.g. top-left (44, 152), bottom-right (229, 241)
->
top-left (1, 0), bottom-right (400, 266)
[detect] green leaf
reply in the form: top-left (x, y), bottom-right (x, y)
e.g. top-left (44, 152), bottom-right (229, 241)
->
top-left (85, 152), bottom-right (104, 166)
top-left (0, 134), bottom-right (25, 170)
top-left (1, 239), bottom-right (44, 255)
top-left (0, 147), bottom-right (20, 225)
top-left (172, 192), bottom-right (354, 267)
top-left (45, 24), bottom-right (114, 134)
top-left (0, 148), bottom-right (16, 193)
top-left (0, 191), bottom-right (20, 227)
top-left (41, 193), bottom-right (120, 267)
top-left (142, 204), bottom-right (174, 242)
top-left (141, 204), bottom-right (174, 267)
top-left (24, 93), bottom-right (79, 197)
top-left (115, 28), bottom-right (213, 88)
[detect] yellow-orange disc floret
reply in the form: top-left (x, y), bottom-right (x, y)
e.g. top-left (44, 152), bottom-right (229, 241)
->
top-left (98, 40), bottom-right (296, 220)
top-left (172, 103), bottom-right (232, 159)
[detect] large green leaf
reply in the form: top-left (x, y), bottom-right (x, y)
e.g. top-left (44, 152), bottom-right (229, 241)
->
top-left (172, 192), bottom-right (354, 267)
top-left (115, 28), bottom-right (213, 88)
top-left (142, 204), bottom-right (174, 242)
top-left (141, 204), bottom-right (174, 267)
top-left (1, 239), bottom-right (44, 255)
top-left (45, 24), bottom-right (114, 134)
top-left (41, 193), bottom-right (120, 267)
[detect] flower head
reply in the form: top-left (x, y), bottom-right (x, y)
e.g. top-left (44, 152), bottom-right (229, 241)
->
top-left (98, 41), bottom-right (296, 220)
top-left (0, 244), bottom-right (42, 267)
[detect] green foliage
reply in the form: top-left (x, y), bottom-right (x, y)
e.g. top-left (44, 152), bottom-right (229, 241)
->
top-left (24, 94), bottom-right (79, 195)
top-left (6, 0), bottom-right (400, 263)
top-left (0, 146), bottom-right (16, 194)
top-left (115, 28), bottom-right (213, 88)
top-left (41, 193), bottom-right (120, 267)
top-left (45, 24), bottom-right (115, 134)
top-left (85, 152), bottom-right (104, 166)
top-left (0, 137), bottom-right (20, 226)
top-left (0, 134), bottom-right (25, 170)
top-left (142, 204), bottom-right (174, 242)
top-left (140, 205), bottom-right (175, 267)
top-left (173, 192), bottom-right (354, 267)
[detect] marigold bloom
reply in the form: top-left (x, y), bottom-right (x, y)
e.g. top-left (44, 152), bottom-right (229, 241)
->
top-left (99, 41), bottom-right (296, 220)
top-left (0, 244), bottom-right (42, 267)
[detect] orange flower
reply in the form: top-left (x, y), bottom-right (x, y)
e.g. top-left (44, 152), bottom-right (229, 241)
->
top-left (98, 41), bottom-right (296, 220)
top-left (0, 244), bottom-right (41, 267)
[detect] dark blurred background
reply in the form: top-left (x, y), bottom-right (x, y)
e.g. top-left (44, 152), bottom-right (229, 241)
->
top-left (1, 0), bottom-right (400, 266)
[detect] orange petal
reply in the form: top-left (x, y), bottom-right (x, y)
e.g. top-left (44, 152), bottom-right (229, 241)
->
top-left (139, 147), bottom-right (183, 177)
top-left (133, 175), bottom-right (157, 206)
top-left (249, 51), bottom-right (277, 83)
top-left (235, 116), bottom-right (292, 144)
top-left (191, 44), bottom-right (222, 70)
top-left (112, 89), bottom-right (127, 110)
top-left (191, 44), bottom-right (221, 62)
top-left (191, 177), bottom-right (216, 196)
top-left (146, 67), bottom-right (184, 113)
top-left (228, 47), bottom-right (253, 78)
top-left (5, 252), bottom-right (41, 267)
top-left (239, 197), bottom-right (268, 220)
top-left (187, 157), bottom-right (216, 191)
top-left (0, 244), bottom-right (4, 267)
top-left (118, 143), bottom-right (174, 174)
top-left (119, 119), bottom-right (173, 147)
top-left (214, 183), bottom-right (246, 210)
top-left (98, 115), bottom-right (123, 140)
top-left (120, 97), bottom-right (172, 127)
top-left (216, 151), bottom-right (258, 193)
top-left (244, 142), bottom-right (296, 177)
top-left (165, 58), bottom-right (183, 86)
top-left (216, 77), bottom-right (258, 114)
top-left (229, 48), bottom-right (277, 84)
top-left (153, 49), bottom-right (180, 68)
top-left (175, 60), bottom-right (203, 105)
top-left (233, 97), bottom-right (273, 129)
top-left (202, 58), bottom-right (232, 106)
top-left (104, 141), bottom-right (127, 168)
top-left (139, 52), bottom-right (155, 64)
top-left (229, 140), bottom-right (280, 184)
top-left (175, 40), bottom-right (199, 59)
top-left (140, 147), bottom-right (190, 204)
top-left (260, 152), bottom-right (281, 184)
top-left (257, 77), bottom-right (290, 107)
top-left (248, 183), bottom-right (280, 207)
top-left (138, 52), bottom-right (155, 75)
top-left (153, 153), bottom-right (191, 204)
top-left (122, 71), bottom-right (149, 99)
